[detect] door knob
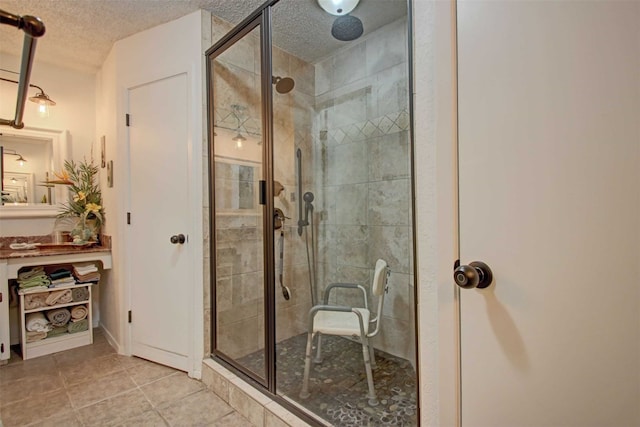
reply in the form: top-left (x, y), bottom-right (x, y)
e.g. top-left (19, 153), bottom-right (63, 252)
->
top-left (454, 261), bottom-right (493, 289)
top-left (170, 234), bottom-right (185, 244)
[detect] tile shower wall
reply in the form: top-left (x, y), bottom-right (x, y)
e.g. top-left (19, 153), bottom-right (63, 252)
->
top-left (311, 18), bottom-right (414, 361)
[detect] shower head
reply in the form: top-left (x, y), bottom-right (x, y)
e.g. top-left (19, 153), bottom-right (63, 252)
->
top-left (331, 15), bottom-right (364, 41)
top-left (272, 76), bottom-right (295, 94)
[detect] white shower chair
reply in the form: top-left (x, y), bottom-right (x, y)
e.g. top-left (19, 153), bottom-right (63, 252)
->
top-left (300, 259), bottom-right (390, 406)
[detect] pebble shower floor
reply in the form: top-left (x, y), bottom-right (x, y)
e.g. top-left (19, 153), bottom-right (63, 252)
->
top-left (239, 333), bottom-right (417, 426)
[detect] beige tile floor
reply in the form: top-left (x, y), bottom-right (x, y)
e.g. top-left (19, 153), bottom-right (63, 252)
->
top-left (0, 329), bottom-right (254, 427)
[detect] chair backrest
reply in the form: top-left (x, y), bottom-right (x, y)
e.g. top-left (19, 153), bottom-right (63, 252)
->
top-left (372, 259), bottom-right (389, 296)
top-left (369, 259), bottom-right (389, 337)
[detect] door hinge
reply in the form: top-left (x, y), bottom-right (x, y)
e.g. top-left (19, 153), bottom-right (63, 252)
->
top-left (126, 113), bottom-right (130, 126)
top-left (1, 343), bottom-right (4, 353)
top-left (0, 292), bottom-right (2, 303)
top-left (128, 310), bottom-right (132, 323)
top-left (127, 212), bottom-right (131, 224)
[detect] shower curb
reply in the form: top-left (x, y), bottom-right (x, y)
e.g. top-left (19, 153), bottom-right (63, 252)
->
top-left (202, 359), bottom-right (326, 427)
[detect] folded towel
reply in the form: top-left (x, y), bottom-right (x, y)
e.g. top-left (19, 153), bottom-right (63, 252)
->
top-left (50, 277), bottom-right (77, 287)
top-left (67, 319), bottom-right (88, 334)
top-left (26, 330), bottom-right (47, 342)
top-left (46, 308), bottom-right (71, 326)
top-left (18, 276), bottom-right (51, 289)
top-left (19, 285), bottom-right (50, 294)
top-left (73, 263), bottom-right (98, 274)
top-left (26, 312), bottom-right (50, 332)
top-left (45, 289), bottom-right (73, 306)
top-left (71, 287), bottom-right (90, 302)
top-left (75, 272), bottom-right (100, 283)
top-left (18, 266), bottom-right (45, 281)
top-left (46, 326), bottom-right (68, 338)
top-left (49, 268), bottom-right (72, 280)
top-left (24, 294), bottom-right (48, 310)
top-left (70, 305), bottom-right (88, 321)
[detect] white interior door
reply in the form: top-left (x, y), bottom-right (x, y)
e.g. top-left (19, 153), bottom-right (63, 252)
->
top-left (128, 73), bottom-right (191, 371)
top-left (457, 1), bottom-right (639, 426)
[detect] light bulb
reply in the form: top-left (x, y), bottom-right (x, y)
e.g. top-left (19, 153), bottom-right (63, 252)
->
top-left (38, 102), bottom-right (49, 118)
top-left (236, 138), bottom-right (243, 149)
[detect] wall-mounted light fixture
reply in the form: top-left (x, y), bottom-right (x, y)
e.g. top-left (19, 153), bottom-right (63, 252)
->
top-left (1, 68), bottom-right (56, 118)
top-left (2, 148), bottom-right (28, 166)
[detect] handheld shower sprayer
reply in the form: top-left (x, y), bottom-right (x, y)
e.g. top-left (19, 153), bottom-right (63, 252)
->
top-left (303, 192), bottom-right (314, 226)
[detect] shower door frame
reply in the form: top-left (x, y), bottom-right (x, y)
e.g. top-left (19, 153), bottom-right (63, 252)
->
top-left (206, 0), bottom-right (278, 393)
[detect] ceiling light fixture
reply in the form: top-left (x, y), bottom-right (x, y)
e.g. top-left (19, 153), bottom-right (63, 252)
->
top-left (233, 133), bottom-right (247, 149)
top-left (317, 0), bottom-right (360, 16)
top-left (231, 104), bottom-right (247, 149)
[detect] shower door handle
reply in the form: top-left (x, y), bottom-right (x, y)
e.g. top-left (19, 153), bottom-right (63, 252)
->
top-left (453, 260), bottom-right (493, 289)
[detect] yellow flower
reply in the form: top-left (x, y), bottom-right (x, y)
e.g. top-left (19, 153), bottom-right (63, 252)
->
top-left (73, 191), bottom-right (86, 202)
top-left (54, 169), bottom-right (70, 181)
top-left (85, 203), bottom-right (102, 213)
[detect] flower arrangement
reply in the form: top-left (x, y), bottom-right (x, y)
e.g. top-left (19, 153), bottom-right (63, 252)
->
top-left (53, 160), bottom-right (104, 241)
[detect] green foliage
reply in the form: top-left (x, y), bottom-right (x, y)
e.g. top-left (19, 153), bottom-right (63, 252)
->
top-left (57, 159), bottom-right (104, 227)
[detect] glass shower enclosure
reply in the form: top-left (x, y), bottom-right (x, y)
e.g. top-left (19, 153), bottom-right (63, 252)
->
top-left (207, 1), bottom-right (416, 424)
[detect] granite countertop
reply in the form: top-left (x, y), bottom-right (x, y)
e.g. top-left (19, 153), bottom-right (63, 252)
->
top-left (0, 235), bottom-right (111, 260)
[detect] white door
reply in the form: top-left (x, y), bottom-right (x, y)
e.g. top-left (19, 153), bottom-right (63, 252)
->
top-left (457, 1), bottom-right (639, 426)
top-left (128, 73), bottom-right (191, 371)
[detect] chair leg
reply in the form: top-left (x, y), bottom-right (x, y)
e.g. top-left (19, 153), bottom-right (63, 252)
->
top-left (300, 331), bottom-right (314, 399)
top-left (368, 342), bottom-right (376, 369)
top-left (361, 338), bottom-right (379, 406)
top-left (313, 333), bottom-right (323, 364)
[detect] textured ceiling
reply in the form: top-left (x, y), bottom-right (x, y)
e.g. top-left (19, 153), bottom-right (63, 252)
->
top-left (0, 0), bottom-right (406, 74)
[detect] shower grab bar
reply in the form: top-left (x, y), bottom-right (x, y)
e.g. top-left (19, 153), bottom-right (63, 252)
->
top-left (0, 9), bottom-right (46, 129)
top-left (297, 148), bottom-right (305, 236)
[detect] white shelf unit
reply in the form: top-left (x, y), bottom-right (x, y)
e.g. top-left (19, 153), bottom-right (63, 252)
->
top-left (18, 282), bottom-right (95, 360)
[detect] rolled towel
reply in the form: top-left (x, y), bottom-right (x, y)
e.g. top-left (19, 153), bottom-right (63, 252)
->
top-left (67, 319), bottom-right (88, 334)
top-left (26, 330), bottom-right (47, 342)
top-left (71, 287), bottom-right (90, 302)
top-left (45, 289), bottom-right (73, 306)
top-left (26, 312), bottom-right (50, 332)
top-left (46, 308), bottom-right (71, 327)
top-left (24, 294), bottom-right (48, 310)
top-left (70, 305), bottom-right (88, 321)
top-left (47, 326), bottom-right (68, 338)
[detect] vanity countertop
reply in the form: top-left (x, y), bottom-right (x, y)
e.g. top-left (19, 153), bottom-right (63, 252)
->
top-left (0, 244), bottom-right (111, 260)
top-left (0, 234), bottom-right (112, 260)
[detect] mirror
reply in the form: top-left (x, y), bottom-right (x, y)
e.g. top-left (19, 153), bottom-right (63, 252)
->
top-left (214, 157), bottom-right (260, 212)
top-left (0, 127), bottom-right (69, 218)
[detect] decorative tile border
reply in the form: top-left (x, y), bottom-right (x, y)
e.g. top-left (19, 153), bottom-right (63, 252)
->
top-left (325, 109), bottom-right (409, 145)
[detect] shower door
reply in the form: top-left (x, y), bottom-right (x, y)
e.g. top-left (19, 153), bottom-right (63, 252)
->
top-left (208, 16), bottom-right (272, 384)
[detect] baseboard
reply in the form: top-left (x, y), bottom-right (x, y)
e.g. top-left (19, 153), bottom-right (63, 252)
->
top-left (98, 324), bottom-right (123, 354)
